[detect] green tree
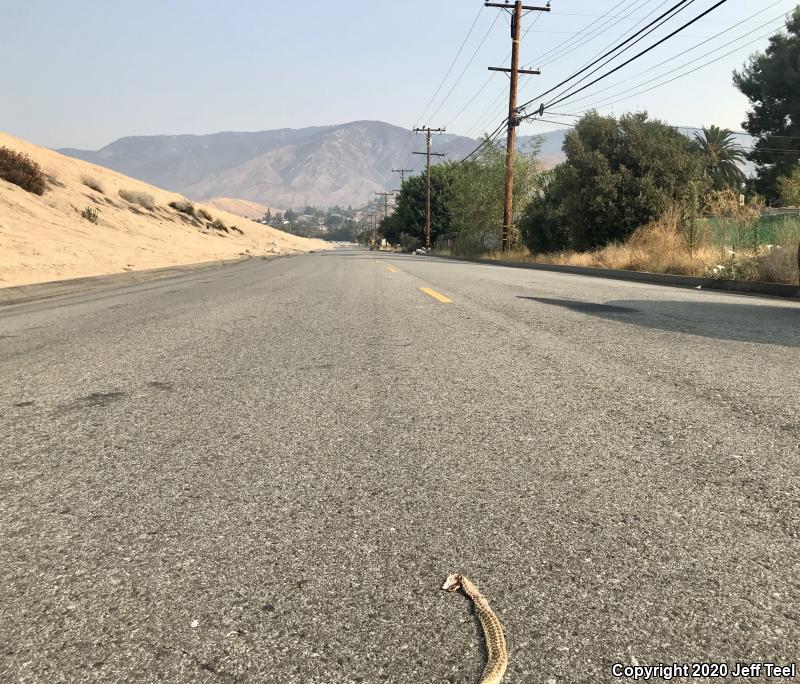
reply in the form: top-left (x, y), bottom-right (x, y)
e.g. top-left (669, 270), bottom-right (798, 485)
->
top-left (692, 125), bottom-right (746, 190)
top-left (448, 135), bottom-right (542, 247)
top-left (379, 164), bottom-right (456, 244)
top-left (521, 112), bottom-right (709, 252)
top-left (733, 7), bottom-right (800, 202)
top-left (519, 165), bottom-right (574, 252)
top-left (778, 164), bottom-right (800, 205)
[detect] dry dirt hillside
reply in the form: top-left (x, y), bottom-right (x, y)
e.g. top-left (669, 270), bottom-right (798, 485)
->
top-left (0, 132), bottom-right (329, 288)
top-left (205, 197), bottom-right (281, 220)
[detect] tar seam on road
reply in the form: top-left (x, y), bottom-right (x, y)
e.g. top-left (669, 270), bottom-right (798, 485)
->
top-left (419, 287), bottom-right (453, 303)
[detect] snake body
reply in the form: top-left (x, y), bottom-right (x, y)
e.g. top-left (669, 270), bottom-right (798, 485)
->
top-left (442, 574), bottom-right (508, 684)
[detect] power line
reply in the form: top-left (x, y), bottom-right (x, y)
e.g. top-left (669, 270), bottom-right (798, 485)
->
top-left (415, 5), bottom-right (485, 127)
top-left (426, 10), bottom-right (504, 124)
top-left (539, 0), bottom-right (734, 113)
top-left (543, 2), bottom-right (788, 110)
top-left (552, 20), bottom-right (785, 115)
top-left (443, 9), bottom-right (549, 152)
top-left (400, 5), bottom-right (486, 161)
top-left (517, 0), bottom-right (697, 116)
top-left (539, 0), bottom-right (697, 106)
top-left (523, 0), bottom-right (644, 69)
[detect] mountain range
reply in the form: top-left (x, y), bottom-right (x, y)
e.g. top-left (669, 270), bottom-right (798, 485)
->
top-left (59, 121), bottom-right (566, 210)
top-left (59, 120), bottom-right (750, 211)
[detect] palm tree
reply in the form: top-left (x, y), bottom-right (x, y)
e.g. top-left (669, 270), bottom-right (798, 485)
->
top-left (693, 125), bottom-right (746, 190)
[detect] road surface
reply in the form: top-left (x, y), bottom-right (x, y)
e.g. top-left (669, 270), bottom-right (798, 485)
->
top-left (2, 248), bottom-right (798, 683)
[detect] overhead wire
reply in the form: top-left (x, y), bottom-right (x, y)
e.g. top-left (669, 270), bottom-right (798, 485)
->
top-left (399, 3), bottom-right (486, 162)
top-left (534, 0), bottom-right (734, 114)
top-left (543, 17), bottom-right (787, 115)
top-left (539, 1), bottom-right (788, 110)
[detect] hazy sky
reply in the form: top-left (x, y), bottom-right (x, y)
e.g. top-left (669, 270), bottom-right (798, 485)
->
top-left (2, 0), bottom-right (797, 149)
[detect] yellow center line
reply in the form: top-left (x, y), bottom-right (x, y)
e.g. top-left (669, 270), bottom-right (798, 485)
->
top-left (387, 266), bottom-right (399, 273)
top-left (419, 287), bottom-right (453, 304)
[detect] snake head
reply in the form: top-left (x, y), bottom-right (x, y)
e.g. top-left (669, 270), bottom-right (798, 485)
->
top-left (442, 574), bottom-right (463, 592)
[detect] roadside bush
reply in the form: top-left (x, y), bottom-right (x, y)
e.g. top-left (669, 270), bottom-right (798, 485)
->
top-left (197, 208), bottom-right (213, 221)
top-left (81, 176), bottom-right (104, 193)
top-left (0, 146), bottom-right (46, 195)
top-left (169, 199), bottom-right (195, 216)
top-left (399, 232), bottom-right (421, 253)
top-left (756, 243), bottom-right (800, 284)
top-left (119, 188), bottom-right (155, 210)
top-left (81, 206), bottom-right (99, 224)
top-left (520, 112), bottom-right (709, 252)
top-left (210, 218), bottom-right (229, 233)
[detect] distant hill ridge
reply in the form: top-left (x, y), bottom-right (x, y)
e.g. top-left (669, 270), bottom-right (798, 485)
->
top-left (60, 121), bottom-right (566, 209)
top-left (59, 120), bottom-right (755, 210)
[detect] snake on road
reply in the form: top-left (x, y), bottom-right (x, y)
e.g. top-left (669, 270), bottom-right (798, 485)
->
top-left (442, 574), bottom-right (508, 684)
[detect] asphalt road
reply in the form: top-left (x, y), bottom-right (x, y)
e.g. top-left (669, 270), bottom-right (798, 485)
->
top-left (2, 248), bottom-right (799, 683)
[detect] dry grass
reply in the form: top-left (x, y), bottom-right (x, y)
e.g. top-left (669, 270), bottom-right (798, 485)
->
top-left (81, 176), bottom-right (104, 193)
top-left (119, 188), bottom-right (155, 210)
top-left (483, 209), bottom-right (800, 284)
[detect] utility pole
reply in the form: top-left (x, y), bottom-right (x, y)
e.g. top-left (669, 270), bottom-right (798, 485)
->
top-left (369, 210), bottom-right (379, 245)
top-left (486, 1), bottom-right (549, 251)
top-left (413, 127), bottom-right (446, 248)
top-left (375, 192), bottom-right (395, 220)
top-left (374, 192), bottom-right (395, 247)
top-left (392, 167), bottom-right (414, 192)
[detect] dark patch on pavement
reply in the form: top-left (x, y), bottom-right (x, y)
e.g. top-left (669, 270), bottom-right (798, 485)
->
top-left (521, 296), bottom-right (639, 314)
top-left (74, 391), bottom-right (127, 408)
top-left (13, 400), bottom-right (35, 407)
top-left (147, 381), bottom-right (174, 391)
top-left (532, 298), bottom-right (800, 346)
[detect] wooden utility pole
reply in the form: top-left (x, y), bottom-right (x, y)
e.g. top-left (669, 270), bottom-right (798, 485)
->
top-left (391, 167), bottom-right (413, 192)
top-left (375, 191), bottom-right (395, 220)
top-left (413, 127), bottom-right (446, 248)
top-left (486, 1), bottom-right (549, 251)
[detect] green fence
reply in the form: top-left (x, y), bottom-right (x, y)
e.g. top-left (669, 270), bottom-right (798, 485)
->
top-left (697, 212), bottom-right (800, 250)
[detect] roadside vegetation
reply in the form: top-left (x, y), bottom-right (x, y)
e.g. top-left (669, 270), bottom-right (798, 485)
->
top-left (119, 188), bottom-right (155, 210)
top-left (379, 8), bottom-right (800, 285)
top-left (0, 146), bottom-right (47, 195)
top-left (80, 206), bottom-right (100, 224)
top-left (81, 176), bottom-right (104, 193)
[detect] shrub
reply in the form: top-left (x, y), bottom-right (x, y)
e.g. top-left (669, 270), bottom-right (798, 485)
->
top-left (210, 218), bottom-right (229, 233)
top-left (81, 206), bottom-right (99, 224)
top-left (229, 225), bottom-right (244, 235)
top-left (119, 189), bottom-right (155, 210)
top-left (47, 174), bottom-right (65, 188)
top-left (521, 112), bottom-right (709, 252)
top-left (756, 244), bottom-right (800, 284)
top-left (197, 208), bottom-right (213, 221)
top-left (0, 146), bottom-right (46, 195)
top-left (399, 232), bottom-right (421, 253)
top-left (169, 199), bottom-right (195, 216)
top-left (81, 176), bottom-right (104, 193)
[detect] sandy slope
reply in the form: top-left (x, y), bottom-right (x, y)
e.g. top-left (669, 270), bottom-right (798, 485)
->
top-left (0, 132), bottom-right (329, 288)
top-left (204, 197), bottom-right (282, 220)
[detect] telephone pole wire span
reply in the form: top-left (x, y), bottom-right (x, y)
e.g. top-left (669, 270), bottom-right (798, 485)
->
top-left (413, 127), bottom-right (446, 249)
top-left (486, 1), bottom-right (549, 251)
